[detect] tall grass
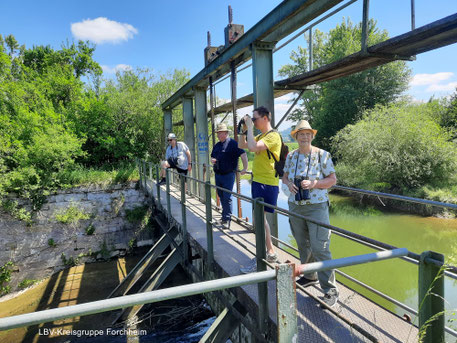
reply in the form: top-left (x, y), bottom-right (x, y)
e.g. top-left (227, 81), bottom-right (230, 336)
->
top-left (57, 162), bottom-right (139, 188)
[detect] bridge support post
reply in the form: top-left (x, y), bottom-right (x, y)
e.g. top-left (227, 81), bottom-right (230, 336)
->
top-left (205, 181), bottom-right (214, 265)
top-left (166, 168), bottom-right (171, 217)
top-left (195, 86), bottom-right (210, 198)
top-left (419, 251), bottom-right (445, 343)
top-left (183, 96), bottom-right (197, 195)
top-left (181, 175), bottom-right (188, 264)
top-left (155, 164), bottom-right (161, 207)
top-left (251, 40), bottom-right (278, 247)
top-left (253, 198), bottom-right (269, 337)
top-left (276, 264), bottom-right (298, 342)
top-left (251, 40), bottom-right (275, 125)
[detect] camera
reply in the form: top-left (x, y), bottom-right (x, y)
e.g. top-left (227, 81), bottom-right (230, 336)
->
top-left (237, 117), bottom-right (248, 135)
top-left (294, 176), bottom-right (311, 201)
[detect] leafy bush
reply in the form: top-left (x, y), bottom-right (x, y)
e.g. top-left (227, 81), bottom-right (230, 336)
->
top-left (1, 199), bottom-right (32, 224)
top-left (61, 253), bottom-right (79, 267)
top-left (0, 261), bottom-right (14, 295)
top-left (55, 203), bottom-right (90, 224)
top-left (332, 102), bottom-right (457, 192)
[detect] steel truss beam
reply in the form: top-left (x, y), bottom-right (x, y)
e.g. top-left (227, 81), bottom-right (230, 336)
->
top-left (162, 0), bottom-right (344, 110)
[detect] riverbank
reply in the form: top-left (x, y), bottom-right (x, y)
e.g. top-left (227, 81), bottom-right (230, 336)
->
top-left (330, 188), bottom-right (457, 218)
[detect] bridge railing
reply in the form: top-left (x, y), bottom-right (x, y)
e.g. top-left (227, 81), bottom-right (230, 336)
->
top-left (0, 248), bottom-right (408, 343)
top-left (140, 160), bottom-right (457, 342)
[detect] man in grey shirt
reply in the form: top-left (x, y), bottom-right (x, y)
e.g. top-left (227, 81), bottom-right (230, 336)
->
top-left (159, 133), bottom-right (192, 185)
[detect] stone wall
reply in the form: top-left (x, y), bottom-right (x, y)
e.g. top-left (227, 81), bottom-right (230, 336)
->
top-left (0, 182), bottom-right (153, 291)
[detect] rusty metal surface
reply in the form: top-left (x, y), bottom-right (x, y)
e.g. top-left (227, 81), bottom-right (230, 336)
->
top-left (276, 13), bottom-right (457, 90)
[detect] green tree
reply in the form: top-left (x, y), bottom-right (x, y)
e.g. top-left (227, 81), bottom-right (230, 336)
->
top-left (22, 40), bottom-right (101, 78)
top-left (332, 102), bottom-right (457, 192)
top-left (279, 18), bottom-right (411, 150)
top-left (68, 68), bottom-right (189, 165)
top-left (4, 34), bottom-right (19, 56)
top-left (0, 36), bottom-right (86, 207)
top-left (443, 90), bottom-right (457, 140)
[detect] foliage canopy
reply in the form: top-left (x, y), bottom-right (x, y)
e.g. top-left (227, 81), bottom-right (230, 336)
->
top-left (0, 34), bottom-right (188, 208)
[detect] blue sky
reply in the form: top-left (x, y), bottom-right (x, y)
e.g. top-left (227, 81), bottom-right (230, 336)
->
top-left (1, 0), bottom-right (456, 128)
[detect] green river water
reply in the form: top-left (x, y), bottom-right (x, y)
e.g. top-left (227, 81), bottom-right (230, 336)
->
top-left (239, 180), bottom-right (457, 328)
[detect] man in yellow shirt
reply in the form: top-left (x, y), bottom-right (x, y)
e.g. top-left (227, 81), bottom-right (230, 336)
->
top-left (238, 106), bottom-right (281, 273)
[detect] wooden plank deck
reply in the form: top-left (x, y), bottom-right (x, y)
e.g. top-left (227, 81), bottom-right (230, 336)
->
top-left (146, 178), bottom-right (418, 342)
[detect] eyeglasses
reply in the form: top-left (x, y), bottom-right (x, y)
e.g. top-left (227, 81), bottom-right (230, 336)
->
top-left (167, 139), bottom-right (173, 142)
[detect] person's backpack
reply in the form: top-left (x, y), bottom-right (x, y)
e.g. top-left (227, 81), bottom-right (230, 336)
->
top-left (265, 130), bottom-right (289, 177)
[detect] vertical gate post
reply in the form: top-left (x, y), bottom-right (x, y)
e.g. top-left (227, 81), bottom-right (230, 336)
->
top-left (419, 251), bottom-right (445, 343)
top-left (276, 263), bottom-right (298, 343)
top-left (361, 0), bottom-right (370, 53)
top-left (230, 61), bottom-right (243, 219)
top-left (183, 96), bottom-right (196, 196)
top-left (156, 164), bottom-right (161, 207)
top-left (254, 198), bottom-right (268, 335)
top-left (166, 168), bottom-right (171, 217)
top-left (194, 87), bottom-right (209, 199)
top-left (180, 175), bottom-right (188, 263)
top-left (251, 40), bottom-right (278, 245)
top-left (205, 181), bottom-right (214, 265)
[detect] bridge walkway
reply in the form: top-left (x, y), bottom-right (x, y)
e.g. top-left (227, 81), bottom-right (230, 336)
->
top-left (146, 178), bottom-right (418, 342)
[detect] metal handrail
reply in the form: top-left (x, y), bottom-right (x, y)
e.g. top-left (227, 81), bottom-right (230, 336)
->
top-left (0, 249), bottom-right (408, 332)
top-left (160, 166), bottom-right (457, 274)
top-left (149, 165), bottom-right (456, 338)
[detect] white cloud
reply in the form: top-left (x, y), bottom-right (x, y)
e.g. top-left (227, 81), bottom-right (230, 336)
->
top-left (426, 82), bottom-right (457, 92)
top-left (71, 17), bottom-right (138, 44)
top-left (101, 64), bottom-right (132, 74)
top-left (410, 72), bottom-right (453, 86)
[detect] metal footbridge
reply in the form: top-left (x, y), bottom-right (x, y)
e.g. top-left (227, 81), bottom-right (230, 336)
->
top-left (0, 166), bottom-right (455, 342)
top-left (1, 0), bottom-right (457, 342)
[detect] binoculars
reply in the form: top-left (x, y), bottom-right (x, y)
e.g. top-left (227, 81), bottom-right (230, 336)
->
top-left (294, 176), bottom-right (311, 201)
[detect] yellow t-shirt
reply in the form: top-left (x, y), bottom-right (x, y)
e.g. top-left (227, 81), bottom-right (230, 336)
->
top-left (252, 131), bottom-right (281, 186)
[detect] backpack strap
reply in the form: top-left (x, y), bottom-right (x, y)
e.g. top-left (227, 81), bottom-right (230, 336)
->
top-left (263, 130), bottom-right (280, 162)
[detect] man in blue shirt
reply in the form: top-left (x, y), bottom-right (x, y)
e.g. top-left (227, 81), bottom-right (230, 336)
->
top-left (211, 123), bottom-right (248, 228)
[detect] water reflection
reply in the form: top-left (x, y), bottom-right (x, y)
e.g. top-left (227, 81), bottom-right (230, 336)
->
top-left (237, 179), bottom-right (457, 319)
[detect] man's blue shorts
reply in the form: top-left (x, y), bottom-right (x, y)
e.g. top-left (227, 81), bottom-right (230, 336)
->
top-left (251, 181), bottom-right (279, 213)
